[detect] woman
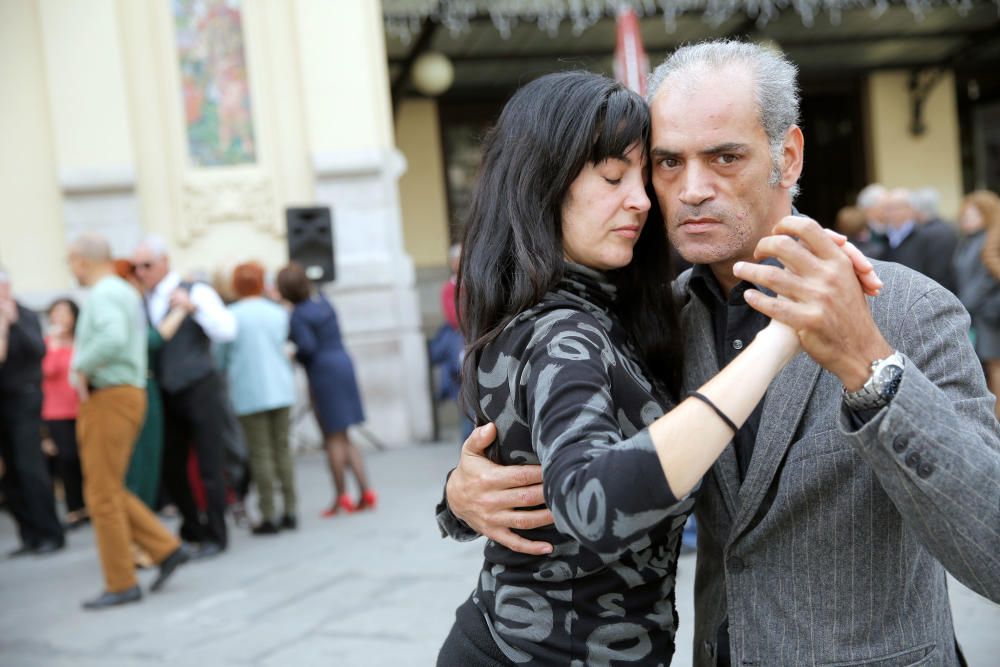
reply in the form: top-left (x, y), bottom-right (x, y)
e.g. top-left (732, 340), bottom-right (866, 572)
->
top-left (113, 259), bottom-right (191, 509)
top-left (953, 190), bottom-right (1000, 419)
top-left (276, 263), bottom-right (376, 516)
top-left (41, 298), bottom-right (86, 528)
top-left (437, 72), bottom-right (874, 666)
top-left (217, 262), bottom-right (298, 534)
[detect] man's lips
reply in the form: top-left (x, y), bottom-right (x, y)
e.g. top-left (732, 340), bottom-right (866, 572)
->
top-left (680, 218), bottom-right (722, 233)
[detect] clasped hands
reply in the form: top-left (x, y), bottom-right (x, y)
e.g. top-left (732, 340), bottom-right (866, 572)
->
top-left (447, 217), bottom-right (892, 554)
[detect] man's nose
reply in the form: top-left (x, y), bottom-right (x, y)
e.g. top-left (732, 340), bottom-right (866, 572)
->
top-left (678, 163), bottom-right (714, 207)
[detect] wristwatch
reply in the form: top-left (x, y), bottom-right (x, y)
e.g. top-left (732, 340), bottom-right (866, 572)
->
top-left (842, 351), bottom-right (905, 411)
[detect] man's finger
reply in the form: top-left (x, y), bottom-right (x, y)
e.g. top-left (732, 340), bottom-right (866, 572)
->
top-left (460, 423), bottom-right (497, 457)
top-left (771, 216), bottom-right (843, 261)
top-left (487, 528), bottom-right (554, 556)
top-left (752, 235), bottom-right (822, 276)
top-left (490, 482), bottom-right (546, 509)
top-left (497, 508), bottom-right (554, 531)
top-left (733, 262), bottom-right (807, 301)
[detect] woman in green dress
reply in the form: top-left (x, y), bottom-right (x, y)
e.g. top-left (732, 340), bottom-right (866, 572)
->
top-left (114, 260), bottom-right (191, 509)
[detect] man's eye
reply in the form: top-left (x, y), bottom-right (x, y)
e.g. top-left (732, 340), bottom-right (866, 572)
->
top-left (659, 158), bottom-right (679, 169)
top-left (717, 154), bottom-right (739, 165)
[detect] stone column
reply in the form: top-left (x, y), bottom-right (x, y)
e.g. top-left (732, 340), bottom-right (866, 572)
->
top-left (293, 0), bottom-right (433, 446)
top-left (37, 0), bottom-right (142, 256)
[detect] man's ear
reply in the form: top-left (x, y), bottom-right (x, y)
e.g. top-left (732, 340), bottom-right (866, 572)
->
top-left (780, 125), bottom-right (804, 190)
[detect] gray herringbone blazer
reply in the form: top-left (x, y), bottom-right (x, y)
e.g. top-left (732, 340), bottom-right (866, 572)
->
top-left (678, 260), bottom-right (1000, 667)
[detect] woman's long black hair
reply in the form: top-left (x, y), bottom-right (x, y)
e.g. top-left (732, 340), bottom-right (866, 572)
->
top-left (458, 71), bottom-right (683, 424)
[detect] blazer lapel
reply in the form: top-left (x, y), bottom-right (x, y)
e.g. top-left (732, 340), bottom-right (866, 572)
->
top-left (729, 350), bottom-right (823, 543)
top-left (681, 295), bottom-right (741, 518)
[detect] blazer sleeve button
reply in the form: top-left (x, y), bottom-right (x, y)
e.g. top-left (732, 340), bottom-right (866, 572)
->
top-left (892, 436), bottom-right (907, 453)
top-left (905, 451), bottom-right (921, 468)
top-left (917, 461), bottom-right (935, 478)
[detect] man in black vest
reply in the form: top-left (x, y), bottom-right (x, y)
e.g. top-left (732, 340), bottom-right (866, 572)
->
top-left (132, 237), bottom-right (237, 558)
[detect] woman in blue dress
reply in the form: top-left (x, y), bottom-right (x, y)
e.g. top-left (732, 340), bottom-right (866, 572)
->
top-left (276, 263), bottom-right (375, 516)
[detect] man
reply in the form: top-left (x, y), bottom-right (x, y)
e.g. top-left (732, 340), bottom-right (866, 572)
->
top-left (132, 236), bottom-right (237, 557)
top-left (913, 186), bottom-right (960, 292)
top-left (68, 234), bottom-right (187, 609)
top-left (439, 41), bottom-right (999, 665)
top-left (862, 187), bottom-right (957, 293)
top-left (0, 268), bottom-right (64, 556)
top-left (856, 182), bottom-right (887, 232)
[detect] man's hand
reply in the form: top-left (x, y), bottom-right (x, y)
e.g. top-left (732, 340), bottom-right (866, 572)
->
top-left (71, 372), bottom-right (90, 403)
top-left (447, 423), bottom-right (555, 555)
top-left (733, 216), bottom-right (893, 391)
top-left (0, 297), bottom-right (18, 325)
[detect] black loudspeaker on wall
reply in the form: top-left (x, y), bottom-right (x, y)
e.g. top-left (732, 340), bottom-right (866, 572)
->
top-left (286, 206), bottom-right (335, 283)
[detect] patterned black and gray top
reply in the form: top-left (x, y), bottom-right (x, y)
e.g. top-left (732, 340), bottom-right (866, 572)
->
top-left (465, 263), bottom-right (694, 665)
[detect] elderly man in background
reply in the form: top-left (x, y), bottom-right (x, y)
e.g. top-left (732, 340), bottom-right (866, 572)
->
top-left (912, 186), bottom-right (959, 291)
top-left (0, 268), bottom-right (64, 556)
top-left (68, 234), bottom-right (187, 609)
top-left (132, 236), bottom-right (237, 558)
top-left (863, 187), bottom-right (957, 292)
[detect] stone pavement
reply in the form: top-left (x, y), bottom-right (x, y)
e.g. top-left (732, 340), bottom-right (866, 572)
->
top-left (1, 443), bottom-right (997, 666)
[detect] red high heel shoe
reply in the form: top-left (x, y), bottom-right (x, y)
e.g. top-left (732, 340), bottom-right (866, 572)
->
top-left (320, 493), bottom-right (357, 518)
top-left (357, 489), bottom-right (378, 511)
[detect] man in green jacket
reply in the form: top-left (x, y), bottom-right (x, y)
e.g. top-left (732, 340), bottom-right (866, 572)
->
top-left (68, 233), bottom-right (188, 609)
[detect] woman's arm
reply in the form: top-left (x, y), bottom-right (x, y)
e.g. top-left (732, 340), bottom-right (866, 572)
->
top-left (649, 322), bottom-right (797, 497)
top-left (157, 306), bottom-right (189, 341)
top-left (524, 312), bottom-right (798, 557)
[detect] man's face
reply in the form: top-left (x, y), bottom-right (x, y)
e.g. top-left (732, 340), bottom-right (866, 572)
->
top-left (649, 64), bottom-right (791, 270)
top-left (132, 247), bottom-right (169, 291)
top-left (67, 252), bottom-right (89, 286)
top-left (881, 191), bottom-right (914, 229)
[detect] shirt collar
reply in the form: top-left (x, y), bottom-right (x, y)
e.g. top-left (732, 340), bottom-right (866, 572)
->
top-left (886, 220), bottom-right (916, 249)
top-left (688, 257), bottom-right (781, 309)
top-left (152, 271), bottom-right (181, 299)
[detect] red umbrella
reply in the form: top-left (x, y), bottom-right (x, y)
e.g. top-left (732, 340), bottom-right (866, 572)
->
top-left (613, 6), bottom-right (649, 97)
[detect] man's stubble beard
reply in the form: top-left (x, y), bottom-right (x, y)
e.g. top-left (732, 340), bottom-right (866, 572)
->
top-left (667, 204), bottom-right (756, 266)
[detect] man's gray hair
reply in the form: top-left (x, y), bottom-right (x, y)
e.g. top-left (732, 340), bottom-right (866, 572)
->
top-left (647, 39), bottom-right (800, 196)
top-left (910, 187), bottom-right (940, 221)
top-left (136, 234), bottom-right (170, 259)
top-left (69, 232), bottom-right (112, 262)
top-left (856, 183), bottom-right (887, 211)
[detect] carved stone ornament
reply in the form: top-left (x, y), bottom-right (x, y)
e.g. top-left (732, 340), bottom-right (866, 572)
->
top-left (177, 172), bottom-right (278, 244)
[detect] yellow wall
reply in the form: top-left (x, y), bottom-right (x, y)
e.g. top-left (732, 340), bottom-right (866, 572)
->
top-left (396, 99), bottom-right (450, 268)
top-left (867, 71), bottom-right (964, 218)
top-left (0, 0), bottom-right (69, 292)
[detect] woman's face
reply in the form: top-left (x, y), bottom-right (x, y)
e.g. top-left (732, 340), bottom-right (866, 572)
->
top-left (959, 203), bottom-right (985, 235)
top-left (49, 302), bottom-right (75, 336)
top-left (561, 144), bottom-right (650, 271)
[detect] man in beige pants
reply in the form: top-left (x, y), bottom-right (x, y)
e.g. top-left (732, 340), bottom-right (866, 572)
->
top-left (68, 233), bottom-right (188, 609)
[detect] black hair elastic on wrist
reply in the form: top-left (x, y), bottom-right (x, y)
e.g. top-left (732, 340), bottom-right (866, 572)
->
top-left (689, 391), bottom-right (739, 434)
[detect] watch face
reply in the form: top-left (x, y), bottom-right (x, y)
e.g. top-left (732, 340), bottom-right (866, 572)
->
top-left (874, 365), bottom-right (904, 398)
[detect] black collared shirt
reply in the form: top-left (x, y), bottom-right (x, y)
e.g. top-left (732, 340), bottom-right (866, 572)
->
top-left (688, 262), bottom-right (772, 481)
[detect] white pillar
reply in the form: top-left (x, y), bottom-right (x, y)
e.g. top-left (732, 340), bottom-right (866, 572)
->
top-left (37, 0), bottom-right (142, 257)
top-left (294, 0), bottom-right (433, 446)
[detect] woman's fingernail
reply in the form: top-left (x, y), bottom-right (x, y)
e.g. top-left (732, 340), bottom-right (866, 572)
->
top-left (733, 261), bottom-right (744, 273)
